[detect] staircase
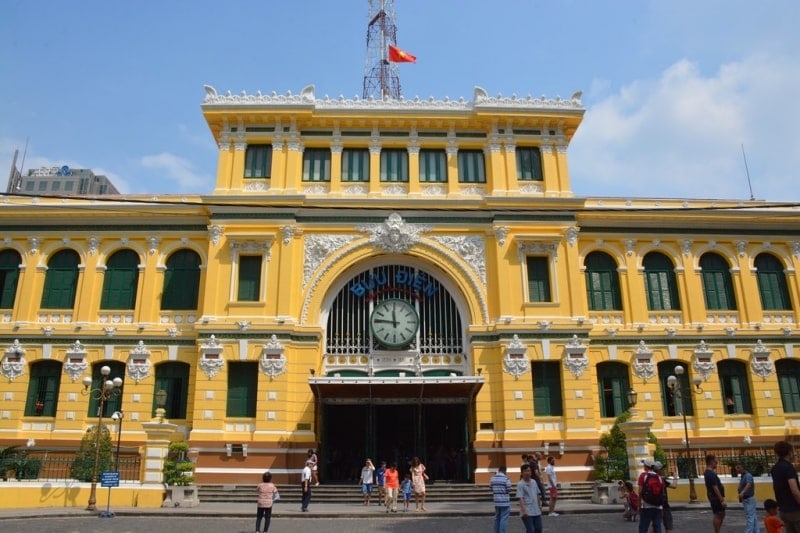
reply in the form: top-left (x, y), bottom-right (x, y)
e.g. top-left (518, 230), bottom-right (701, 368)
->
top-left (198, 481), bottom-right (595, 505)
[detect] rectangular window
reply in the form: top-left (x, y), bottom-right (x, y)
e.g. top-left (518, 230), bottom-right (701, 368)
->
top-left (516, 147), bottom-right (543, 181)
top-left (526, 256), bottom-right (552, 302)
top-left (302, 148), bottom-right (331, 182)
top-left (237, 255), bottom-right (262, 302)
top-left (457, 150), bottom-right (486, 183)
top-left (244, 145), bottom-right (272, 178)
top-left (227, 362), bottom-right (258, 417)
top-left (64, 181), bottom-right (74, 191)
top-left (532, 362), bottom-right (563, 416)
top-left (341, 148), bottom-right (370, 182)
top-left (25, 181), bottom-right (34, 191)
top-left (51, 181), bottom-right (61, 192)
top-left (38, 181), bottom-right (47, 191)
top-left (380, 149), bottom-right (409, 182)
top-left (419, 149), bottom-right (447, 182)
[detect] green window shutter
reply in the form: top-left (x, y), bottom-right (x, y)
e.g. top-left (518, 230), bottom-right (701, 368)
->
top-left (700, 253), bottom-right (736, 310)
top-left (302, 149), bottom-right (331, 182)
top-left (419, 149), bottom-right (447, 182)
top-left (756, 254), bottom-right (792, 310)
top-left (237, 256), bottom-right (262, 301)
top-left (516, 147), bottom-right (543, 181)
top-left (341, 149), bottom-right (370, 182)
top-left (41, 250), bottom-right (80, 309)
top-left (585, 252), bottom-right (621, 311)
top-left (0, 250), bottom-right (21, 309)
top-left (598, 363), bottom-right (629, 418)
top-left (643, 253), bottom-right (680, 311)
top-left (457, 150), bottom-right (486, 183)
top-left (154, 362), bottom-right (190, 419)
top-left (533, 362), bottom-right (562, 416)
top-left (101, 250), bottom-right (140, 310)
top-left (244, 145), bottom-right (272, 178)
top-left (25, 361), bottom-right (61, 417)
top-left (380, 149), bottom-right (409, 182)
top-left (526, 256), bottom-right (551, 302)
top-left (161, 249), bottom-right (201, 310)
top-left (778, 361), bottom-right (800, 413)
top-left (227, 362), bottom-right (258, 417)
top-left (719, 361), bottom-right (752, 414)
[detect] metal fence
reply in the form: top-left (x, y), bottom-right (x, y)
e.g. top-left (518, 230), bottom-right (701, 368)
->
top-left (663, 447), bottom-right (777, 478)
top-left (21, 451), bottom-right (141, 482)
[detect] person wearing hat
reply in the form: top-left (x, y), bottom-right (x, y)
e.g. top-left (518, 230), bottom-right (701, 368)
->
top-left (638, 458), bottom-right (664, 533)
top-left (654, 461), bottom-right (676, 533)
top-left (637, 458), bottom-right (656, 491)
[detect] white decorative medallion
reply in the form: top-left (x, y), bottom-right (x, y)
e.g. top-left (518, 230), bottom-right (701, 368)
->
top-left (1, 340), bottom-right (26, 381)
top-left (563, 335), bottom-right (589, 378)
top-left (259, 335), bottom-right (287, 379)
top-left (503, 335), bottom-right (529, 379)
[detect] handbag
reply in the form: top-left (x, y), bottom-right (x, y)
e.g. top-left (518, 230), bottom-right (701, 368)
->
top-left (273, 491), bottom-right (280, 502)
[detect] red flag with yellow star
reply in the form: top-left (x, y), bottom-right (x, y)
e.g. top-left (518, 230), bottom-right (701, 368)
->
top-left (388, 45), bottom-right (417, 63)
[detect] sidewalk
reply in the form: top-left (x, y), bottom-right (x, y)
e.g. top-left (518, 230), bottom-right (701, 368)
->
top-left (0, 499), bottom-right (730, 520)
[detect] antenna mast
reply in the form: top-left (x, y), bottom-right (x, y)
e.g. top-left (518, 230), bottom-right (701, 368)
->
top-left (741, 144), bottom-right (755, 201)
top-left (362, 0), bottom-right (401, 100)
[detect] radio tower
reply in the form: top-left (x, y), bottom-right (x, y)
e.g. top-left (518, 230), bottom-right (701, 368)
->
top-left (362, 0), bottom-right (401, 100)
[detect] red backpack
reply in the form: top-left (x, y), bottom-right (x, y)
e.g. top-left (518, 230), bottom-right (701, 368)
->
top-left (628, 490), bottom-right (640, 511)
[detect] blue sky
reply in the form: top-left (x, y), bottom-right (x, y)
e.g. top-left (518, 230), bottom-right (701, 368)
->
top-left (1, 0), bottom-right (798, 201)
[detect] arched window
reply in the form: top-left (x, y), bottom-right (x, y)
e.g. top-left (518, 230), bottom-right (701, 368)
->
top-left (585, 252), bottom-right (621, 311)
top-left (86, 361), bottom-right (125, 417)
top-left (154, 362), bottom-right (190, 419)
top-left (777, 359), bottom-right (800, 413)
top-left (25, 360), bottom-right (62, 417)
top-left (718, 360), bottom-right (751, 414)
top-left (0, 249), bottom-right (21, 309)
top-left (643, 252), bottom-right (680, 311)
top-left (41, 249), bottom-right (80, 309)
top-left (755, 253), bottom-right (792, 311)
top-left (657, 361), bottom-right (694, 416)
top-left (161, 249), bottom-right (201, 310)
top-left (699, 252), bottom-right (736, 310)
top-left (597, 362), bottom-right (631, 418)
top-left (100, 249), bottom-right (140, 310)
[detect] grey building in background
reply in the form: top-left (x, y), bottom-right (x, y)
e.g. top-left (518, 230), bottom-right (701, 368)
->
top-left (6, 160), bottom-right (120, 196)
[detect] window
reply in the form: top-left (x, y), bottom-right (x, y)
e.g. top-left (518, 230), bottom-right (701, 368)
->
top-left (51, 181), bottom-right (61, 192)
top-left (643, 252), bottom-right (680, 311)
top-left (585, 251), bottom-right (622, 311)
top-left (25, 181), bottom-right (34, 191)
top-left (100, 249), bottom-right (140, 310)
top-left (38, 181), bottom-right (47, 191)
top-left (244, 145), bottom-right (272, 178)
top-left (380, 149), bottom-right (408, 182)
top-left (532, 361), bottom-right (562, 416)
top-left (341, 148), bottom-right (370, 182)
top-left (41, 249), bottom-right (80, 309)
top-left (777, 359), bottom-right (800, 413)
top-left (419, 149), bottom-right (447, 182)
top-left (700, 252), bottom-right (736, 310)
top-left (658, 361), bottom-right (694, 416)
top-left (64, 181), bottom-right (74, 191)
top-left (25, 360), bottom-right (62, 417)
top-left (457, 150), bottom-right (486, 183)
top-left (161, 249), bottom-right (201, 310)
top-left (0, 249), bottom-right (21, 309)
top-left (302, 148), bottom-right (331, 182)
top-left (755, 253), bottom-right (792, 310)
top-left (237, 255), bottom-right (262, 302)
top-left (597, 362), bottom-right (631, 418)
top-left (718, 360), bottom-right (752, 414)
top-left (227, 362), bottom-right (258, 417)
top-left (86, 362), bottom-right (124, 417)
top-left (516, 147), bottom-right (543, 181)
top-left (154, 362), bottom-right (190, 419)
top-left (526, 256), bottom-right (551, 302)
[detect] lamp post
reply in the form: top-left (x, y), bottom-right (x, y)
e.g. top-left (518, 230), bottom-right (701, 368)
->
top-left (627, 388), bottom-right (638, 411)
top-left (81, 365), bottom-right (123, 512)
top-left (667, 365), bottom-right (702, 503)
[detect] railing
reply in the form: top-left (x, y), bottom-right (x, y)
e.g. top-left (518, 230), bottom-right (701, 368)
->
top-left (663, 447), bottom-right (776, 478)
top-left (18, 451), bottom-right (141, 482)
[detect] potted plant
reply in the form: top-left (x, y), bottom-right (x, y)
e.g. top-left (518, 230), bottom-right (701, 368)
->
top-left (162, 441), bottom-right (199, 507)
top-left (1, 445), bottom-right (20, 481)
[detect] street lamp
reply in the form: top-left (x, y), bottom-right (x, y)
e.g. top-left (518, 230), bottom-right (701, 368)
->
top-left (667, 364), bottom-right (703, 503)
top-left (81, 365), bottom-right (123, 512)
top-left (627, 388), bottom-right (638, 409)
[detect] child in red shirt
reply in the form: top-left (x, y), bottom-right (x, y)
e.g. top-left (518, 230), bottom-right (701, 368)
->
top-left (764, 498), bottom-right (784, 533)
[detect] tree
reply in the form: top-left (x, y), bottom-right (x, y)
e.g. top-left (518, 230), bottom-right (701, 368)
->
top-left (163, 441), bottom-right (195, 486)
top-left (70, 424), bottom-right (113, 482)
top-left (593, 412), bottom-right (666, 481)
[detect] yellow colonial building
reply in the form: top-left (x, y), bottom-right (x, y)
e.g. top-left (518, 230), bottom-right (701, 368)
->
top-left (1, 84), bottom-right (798, 493)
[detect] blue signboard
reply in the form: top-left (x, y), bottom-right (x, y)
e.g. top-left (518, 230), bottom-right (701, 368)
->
top-left (100, 471), bottom-right (120, 487)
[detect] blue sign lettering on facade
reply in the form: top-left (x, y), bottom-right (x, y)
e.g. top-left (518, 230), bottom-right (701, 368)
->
top-left (349, 268), bottom-right (439, 299)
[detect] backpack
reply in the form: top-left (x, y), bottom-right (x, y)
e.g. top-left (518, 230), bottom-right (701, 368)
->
top-left (628, 490), bottom-right (640, 511)
top-left (640, 472), bottom-right (664, 506)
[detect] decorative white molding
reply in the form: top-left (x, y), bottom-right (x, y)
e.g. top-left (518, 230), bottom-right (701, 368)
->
top-left (28, 237), bottom-right (41, 255)
top-left (430, 235), bottom-right (486, 286)
top-left (244, 180), bottom-right (269, 191)
top-left (420, 185), bottom-right (446, 196)
top-left (342, 184), bottom-right (369, 195)
top-left (693, 341), bottom-right (715, 381)
top-left (503, 335), bottom-right (529, 379)
top-left (199, 335), bottom-right (225, 379)
top-left (681, 240), bottom-right (692, 257)
top-left (208, 225), bottom-right (223, 246)
top-left (564, 227), bottom-right (579, 247)
top-left (631, 340), bottom-right (656, 381)
top-left (260, 335), bottom-right (287, 379)
top-left (750, 339), bottom-right (774, 380)
top-left (517, 242), bottom-right (558, 262)
top-left (494, 227), bottom-right (509, 246)
top-left (736, 241), bottom-right (747, 257)
top-left (625, 240), bottom-right (636, 256)
top-left (228, 239), bottom-right (272, 261)
top-left (792, 242), bottom-right (800, 258)
top-left (126, 341), bottom-right (152, 384)
top-left (563, 335), bottom-right (589, 378)
top-left (357, 212), bottom-right (430, 254)
top-left (87, 236), bottom-right (101, 256)
top-left (280, 225), bottom-right (295, 245)
top-left (518, 182), bottom-right (542, 194)
top-left (303, 234), bottom-right (358, 288)
top-left (381, 184), bottom-right (408, 196)
top-left (304, 184), bottom-right (329, 195)
top-left (64, 340), bottom-right (88, 382)
top-left (1, 340), bottom-right (26, 381)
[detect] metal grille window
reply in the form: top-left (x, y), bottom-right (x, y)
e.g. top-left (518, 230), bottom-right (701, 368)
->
top-left (457, 150), bottom-right (486, 183)
top-left (41, 249), bottom-right (80, 309)
top-left (302, 148), bottom-right (331, 182)
top-left (585, 251), bottom-right (621, 311)
top-left (0, 249), bottom-right (21, 309)
top-left (643, 252), bottom-right (680, 311)
top-left (755, 253), bottom-right (792, 310)
top-left (526, 256), bottom-right (551, 302)
top-left (419, 149), bottom-right (447, 182)
top-left (244, 145), bottom-right (272, 178)
top-left (516, 147), bottom-right (543, 181)
top-left (25, 360), bottom-right (61, 417)
top-left (700, 252), bottom-right (736, 310)
top-left (380, 149), bottom-right (409, 182)
top-left (341, 148), bottom-right (370, 182)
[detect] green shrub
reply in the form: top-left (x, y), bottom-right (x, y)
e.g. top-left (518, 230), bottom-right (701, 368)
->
top-left (70, 425), bottom-right (113, 482)
top-left (163, 441), bottom-right (195, 486)
top-left (593, 411), bottom-right (666, 481)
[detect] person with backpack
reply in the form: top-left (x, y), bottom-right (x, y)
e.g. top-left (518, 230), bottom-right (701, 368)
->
top-left (638, 458), bottom-right (665, 533)
top-left (621, 480), bottom-right (639, 521)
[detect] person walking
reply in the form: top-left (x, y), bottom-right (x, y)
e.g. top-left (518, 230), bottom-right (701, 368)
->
top-left (300, 459), bottom-right (313, 512)
top-left (360, 458), bottom-right (375, 506)
top-left (375, 461), bottom-right (387, 507)
top-left (704, 454), bottom-right (726, 533)
top-left (544, 456), bottom-right (559, 516)
top-left (517, 464), bottom-right (543, 533)
top-left (530, 452), bottom-right (547, 508)
top-left (638, 460), bottom-right (664, 533)
top-left (771, 440), bottom-right (800, 532)
top-left (410, 456), bottom-right (428, 511)
top-left (307, 449), bottom-right (319, 486)
top-left (490, 465), bottom-right (512, 533)
top-left (764, 498), bottom-right (786, 533)
top-left (401, 472), bottom-right (413, 512)
top-left (255, 470), bottom-right (278, 533)
top-left (384, 461), bottom-right (400, 513)
top-left (736, 461), bottom-right (757, 533)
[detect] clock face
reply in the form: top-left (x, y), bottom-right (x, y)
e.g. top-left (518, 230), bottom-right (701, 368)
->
top-left (370, 299), bottom-right (419, 348)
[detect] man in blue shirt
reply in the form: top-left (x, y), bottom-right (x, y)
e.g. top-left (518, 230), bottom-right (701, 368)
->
top-left (490, 465), bottom-right (512, 533)
top-left (736, 462), bottom-right (757, 533)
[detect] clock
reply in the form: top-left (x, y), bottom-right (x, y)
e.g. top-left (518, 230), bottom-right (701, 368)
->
top-left (370, 299), bottom-right (419, 348)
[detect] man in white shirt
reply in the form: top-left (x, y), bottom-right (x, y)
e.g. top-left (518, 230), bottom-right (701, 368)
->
top-left (518, 464), bottom-right (543, 533)
top-left (360, 458), bottom-right (375, 505)
top-left (301, 460), bottom-right (313, 512)
top-left (545, 456), bottom-right (559, 516)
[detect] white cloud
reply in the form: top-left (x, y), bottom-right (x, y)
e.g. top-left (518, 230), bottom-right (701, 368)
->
top-left (570, 54), bottom-right (800, 201)
top-left (140, 152), bottom-right (212, 192)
